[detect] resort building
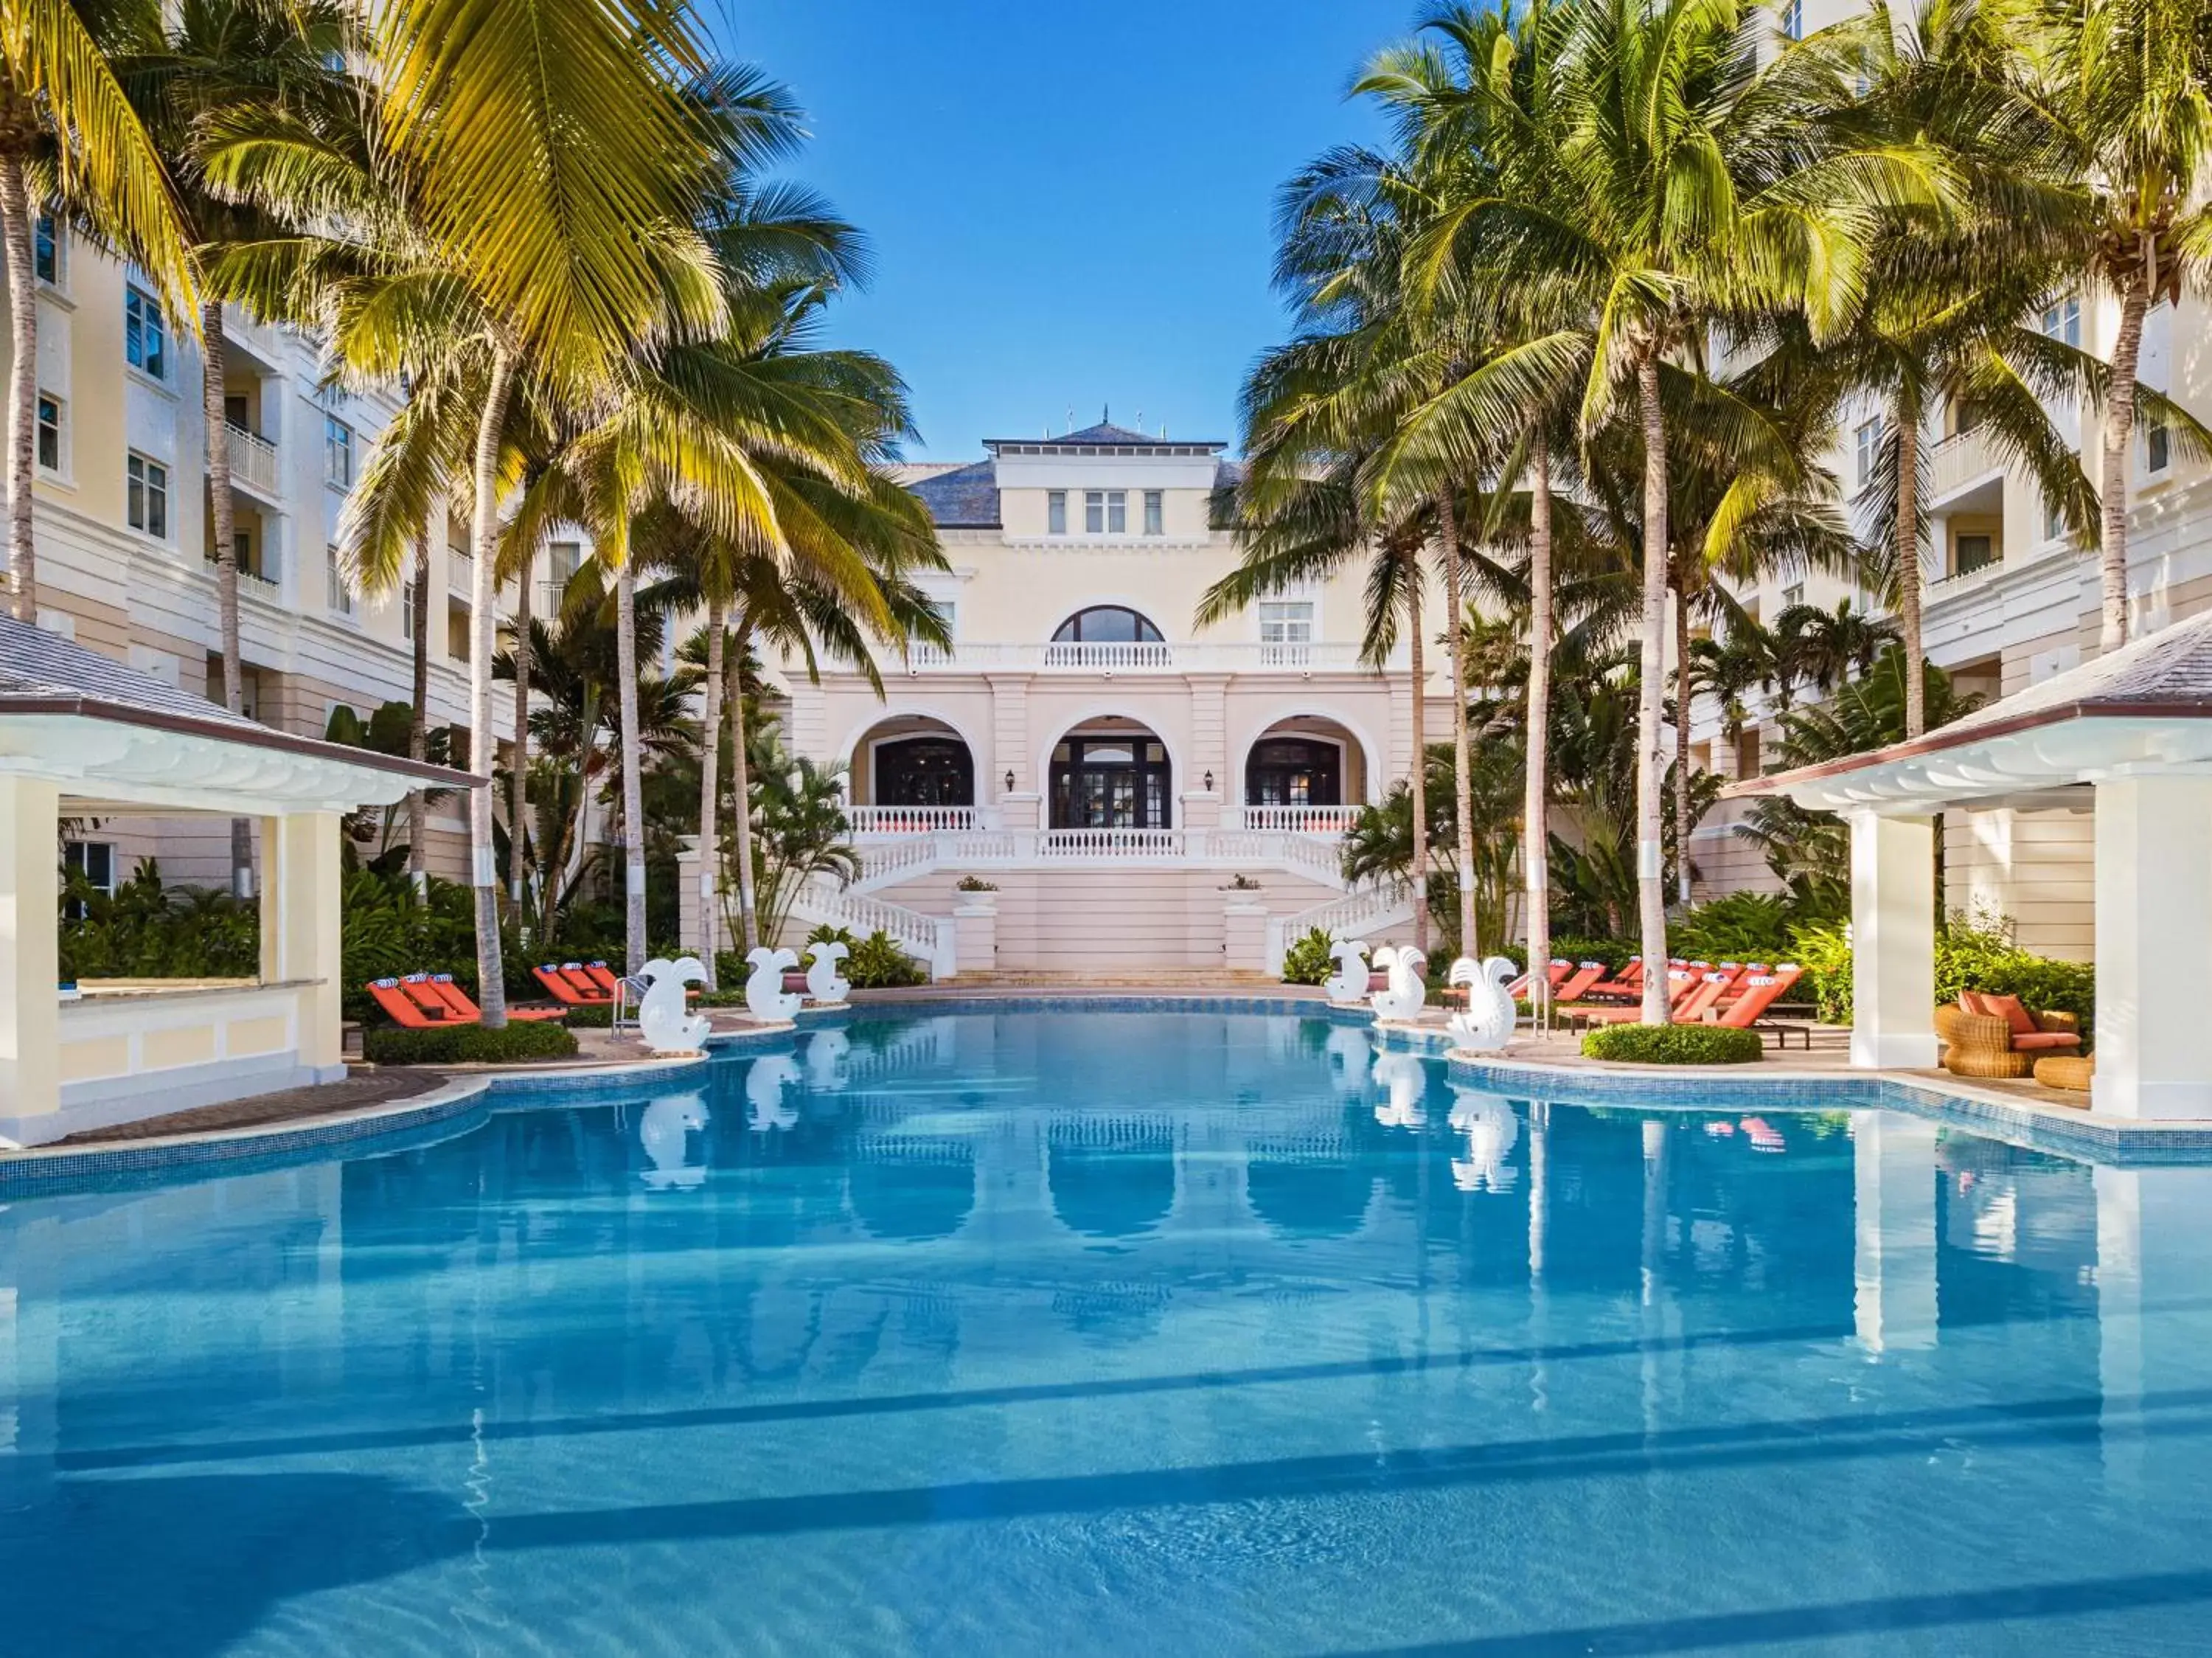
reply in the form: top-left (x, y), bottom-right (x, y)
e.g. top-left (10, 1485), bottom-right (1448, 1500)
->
top-left (750, 422), bottom-right (1453, 977)
top-left (0, 222), bottom-right (562, 892)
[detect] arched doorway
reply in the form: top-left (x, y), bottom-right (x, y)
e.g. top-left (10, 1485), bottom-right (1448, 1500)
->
top-left (1046, 606), bottom-right (1169, 667)
top-left (1241, 716), bottom-right (1366, 830)
top-left (849, 715), bottom-right (976, 831)
top-left (1048, 717), bottom-right (1173, 829)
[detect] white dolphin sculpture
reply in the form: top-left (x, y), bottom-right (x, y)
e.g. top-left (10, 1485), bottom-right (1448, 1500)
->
top-left (1368, 946), bottom-right (1428, 1021)
top-left (636, 956), bottom-right (712, 1053)
top-left (1371, 1050), bottom-right (1428, 1129)
top-left (745, 1053), bottom-right (801, 1131)
top-left (1446, 955), bottom-right (1520, 1053)
top-left (638, 1091), bottom-right (709, 1189)
top-left (1323, 937), bottom-right (1371, 1005)
top-left (744, 946), bottom-right (804, 1021)
top-left (804, 939), bottom-right (853, 1006)
top-left (1449, 1088), bottom-right (1520, 1193)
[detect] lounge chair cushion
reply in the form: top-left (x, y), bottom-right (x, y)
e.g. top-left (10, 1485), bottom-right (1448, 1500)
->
top-left (1969, 991), bottom-right (2040, 1039)
top-left (2011, 1030), bottom-right (2083, 1052)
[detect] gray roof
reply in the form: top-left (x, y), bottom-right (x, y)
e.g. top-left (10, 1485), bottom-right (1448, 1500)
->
top-left (983, 422), bottom-right (1228, 452)
top-left (0, 614), bottom-right (478, 787)
top-left (906, 459), bottom-right (1001, 529)
top-left (1935, 606), bottom-right (2212, 735)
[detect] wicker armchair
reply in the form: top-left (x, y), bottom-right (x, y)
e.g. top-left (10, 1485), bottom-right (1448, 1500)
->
top-left (1935, 998), bottom-right (2082, 1080)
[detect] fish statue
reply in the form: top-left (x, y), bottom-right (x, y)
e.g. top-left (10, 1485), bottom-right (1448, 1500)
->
top-left (636, 956), bottom-right (712, 1053)
top-left (804, 939), bottom-right (852, 1006)
top-left (1371, 1050), bottom-right (1428, 1129)
top-left (744, 946), bottom-right (804, 1021)
top-left (1446, 955), bottom-right (1520, 1053)
top-left (1323, 937), bottom-right (1371, 1005)
top-left (1368, 946), bottom-right (1428, 1021)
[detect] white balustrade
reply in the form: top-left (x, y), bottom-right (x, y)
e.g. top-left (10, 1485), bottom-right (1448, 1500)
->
top-left (848, 805), bottom-right (976, 833)
top-left (1040, 640), bottom-right (1175, 670)
top-left (1237, 805), bottom-right (1360, 835)
top-left (1039, 828), bottom-right (1185, 858)
top-left (223, 423), bottom-right (279, 496)
top-left (448, 548), bottom-right (476, 594)
top-left (880, 640), bottom-right (1376, 673)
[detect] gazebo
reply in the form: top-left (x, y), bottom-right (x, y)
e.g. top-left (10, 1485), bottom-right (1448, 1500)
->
top-left (1736, 608), bottom-right (2212, 1120)
top-left (0, 616), bottom-right (479, 1145)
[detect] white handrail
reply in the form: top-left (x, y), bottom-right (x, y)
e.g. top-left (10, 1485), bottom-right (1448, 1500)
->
top-left (223, 423), bottom-right (278, 496)
top-left (1236, 805), bottom-right (1360, 834)
top-left (1038, 828), bottom-right (1183, 858)
top-left (849, 805), bottom-right (976, 833)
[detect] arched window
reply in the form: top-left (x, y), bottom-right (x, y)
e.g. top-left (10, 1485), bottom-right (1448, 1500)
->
top-left (1052, 606), bottom-right (1163, 644)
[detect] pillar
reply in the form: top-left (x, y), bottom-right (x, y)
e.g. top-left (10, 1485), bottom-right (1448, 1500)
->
top-left (2092, 774), bottom-right (2212, 1119)
top-left (1221, 895), bottom-right (1267, 973)
top-left (261, 811), bottom-right (345, 1078)
top-left (953, 892), bottom-right (997, 978)
top-left (1848, 810), bottom-right (1937, 1069)
top-left (0, 775), bottom-right (61, 1131)
top-left (1185, 674), bottom-right (1228, 831)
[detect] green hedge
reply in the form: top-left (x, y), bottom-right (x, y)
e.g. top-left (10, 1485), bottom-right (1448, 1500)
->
top-left (363, 1021), bottom-right (578, 1066)
top-left (1790, 911), bottom-right (2096, 1033)
top-left (1580, 1024), bottom-right (1764, 1065)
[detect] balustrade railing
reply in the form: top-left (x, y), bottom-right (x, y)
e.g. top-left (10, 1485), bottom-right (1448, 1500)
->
top-left (849, 805), bottom-right (976, 833)
top-left (1236, 805), bottom-right (1360, 834)
top-left (1038, 828), bottom-right (1184, 858)
top-left (1040, 640), bottom-right (1175, 670)
top-left (223, 423), bottom-right (279, 496)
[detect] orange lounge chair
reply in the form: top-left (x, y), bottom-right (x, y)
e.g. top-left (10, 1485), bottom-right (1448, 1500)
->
top-left (1576, 957), bottom-right (1644, 1002)
top-left (1504, 959), bottom-right (1573, 1000)
top-left (400, 973), bottom-right (466, 1022)
top-left (366, 977), bottom-right (461, 1027)
top-left (1548, 962), bottom-right (1610, 1005)
top-left (535, 963), bottom-right (614, 1006)
top-left (425, 974), bottom-right (568, 1023)
top-left (580, 962), bottom-right (624, 998)
top-left (1710, 966), bottom-right (1807, 1047)
top-left (1577, 968), bottom-right (1704, 1025)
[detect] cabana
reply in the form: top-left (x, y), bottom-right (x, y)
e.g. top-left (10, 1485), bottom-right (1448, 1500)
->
top-left (1733, 608), bottom-right (2212, 1120)
top-left (0, 617), bottom-right (479, 1145)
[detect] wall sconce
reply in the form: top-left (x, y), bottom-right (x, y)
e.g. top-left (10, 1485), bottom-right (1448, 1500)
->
top-left (1203, 771), bottom-right (1214, 791)
top-left (1004, 769), bottom-right (1016, 794)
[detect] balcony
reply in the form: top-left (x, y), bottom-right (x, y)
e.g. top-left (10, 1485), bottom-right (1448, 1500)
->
top-left (448, 548), bottom-right (475, 595)
top-left (888, 640), bottom-right (1377, 675)
top-left (223, 423), bottom-right (279, 499)
top-left (1928, 427), bottom-right (2003, 506)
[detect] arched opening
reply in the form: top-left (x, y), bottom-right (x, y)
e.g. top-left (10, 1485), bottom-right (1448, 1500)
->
top-left (1240, 715), bottom-right (1367, 830)
top-left (1048, 716), bottom-right (1173, 829)
top-left (1052, 605), bottom-right (1163, 644)
top-left (847, 714), bottom-right (976, 831)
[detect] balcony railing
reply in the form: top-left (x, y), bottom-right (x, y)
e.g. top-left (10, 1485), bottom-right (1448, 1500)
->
top-left (1235, 805), bottom-right (1360, 834)
top-left (848, 805), bottom-right (976, 833)
top-left (1039, 828), bottom-right (1184, 859)
top-left (448, 548), bottom-right (475, 594)
top-left (1928, 428), bottom-right (2002, 503)
top-left (223, 423), bottom-right (278, 496)
top-left (884, 640), bottom-right (1377, 674)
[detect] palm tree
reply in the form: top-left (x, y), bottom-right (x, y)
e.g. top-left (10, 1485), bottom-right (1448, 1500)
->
top-left (0, 0), bottom-right (198, 619)
top-left (117, 0), bottom-right (347, 896)
top-left (1411, 0), bottom-right (1938, 1018)
top-left (2037, 0), bottom-right (2212, 650)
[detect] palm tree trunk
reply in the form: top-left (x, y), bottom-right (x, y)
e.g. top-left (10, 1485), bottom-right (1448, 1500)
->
top-left (1437, 489), bottom-right (1478, 959)
top-left (1634, 355), bottom-right (1672, 1024)
top-left (406, 535), bottom-right (430, 901)
top-left (467, 349), bottom-right (515, 1026)
top-left (1895, 406), bottom-right (1925, 738)
top-left (509, 558), bottom-right (532, 915)
top-left (1405, 550), bottom-right (1430, 958)
top-left (728, 620), bottom-right (760, 956)
top-left (0, 153), bottom-right (35, 622)
top-left (614, 556), bottom-right (647, 974)
top-left (697, 597), bottom-right (725, 988)
top-left (1524, 433), bottom-right (1554, 1021)
top-left (201, 300), bottom-right (255, 900)
top-left (1673, 577), bottom-right (1693, 906)
top-left (2098, 271), bottom-right (2150, 655)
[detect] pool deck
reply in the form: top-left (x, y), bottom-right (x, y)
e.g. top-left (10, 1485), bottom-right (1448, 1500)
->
top-left (5, 985), bottom-right (2207, 1189)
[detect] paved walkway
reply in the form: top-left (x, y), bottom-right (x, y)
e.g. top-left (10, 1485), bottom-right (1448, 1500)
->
top-left (55, 1071), bottom-right (448, 1145)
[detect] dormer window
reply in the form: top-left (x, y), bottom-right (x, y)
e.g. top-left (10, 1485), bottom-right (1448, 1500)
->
top-left (1085, 490), bottom-right (1126, 534)
top-left (1144, 490), bottom-right (1164, 535)
top-left (1048, 490), bottom-right (1067, 535)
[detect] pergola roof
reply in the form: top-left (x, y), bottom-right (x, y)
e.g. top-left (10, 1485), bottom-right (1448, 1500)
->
top-left (1730, 609), bottom-right (2212, 814)
top-left (0, 616), bottom-right (480, 816)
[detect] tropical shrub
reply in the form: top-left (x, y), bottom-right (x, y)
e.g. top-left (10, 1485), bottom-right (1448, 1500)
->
top-left (1669, 893), bottom-right (1801, 962)
top-left (363, 1021), bottom-right (578, 1065)
top-left (1581, 1024), bottom-right (1764, 1065)
top-left (804, 924), bottom-right (927, 988)
top-left (59, 861), bottom-right (258, 980)
top-left (1281, 926), bottom-right (1335, 985)
top-left (1789, 910), bottom-right (2096, 1033)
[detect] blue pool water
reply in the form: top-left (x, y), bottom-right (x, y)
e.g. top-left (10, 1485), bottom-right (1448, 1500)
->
top-left (5, 1009), bottom-right (2212, 1656)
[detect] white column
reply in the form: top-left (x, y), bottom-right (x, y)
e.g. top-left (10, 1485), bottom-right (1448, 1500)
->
top-left (0, 775), bottom-right (61, 1132)
top-left (261, 811), bottom-right (346, 1079)
top-left (1848, 811), bottom-right (1938, 1069)
top-left (2092, 773), bottom-right (2212, 1119)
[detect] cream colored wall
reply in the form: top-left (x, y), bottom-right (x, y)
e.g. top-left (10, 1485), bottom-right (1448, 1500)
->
top-left (1944, 805), bottom-right (2095, 962)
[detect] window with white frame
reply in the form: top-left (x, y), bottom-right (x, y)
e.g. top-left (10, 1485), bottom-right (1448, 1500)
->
top-left (1781, 0), bottom-right (1803, 38)
top-left (2044, 495), bottom-right (2066, 540)
top-left (36, 394), bottom-right (61, 473)
top-left (1144, 489), bottom-right (1164, 535)
top-left (1259, 599), bottom-right (1315, 643)
top-left (126, 453), bottom-right (167, 537)
top-left (34, 215), bottom-right (60, 285)
top-left (125, 286), bottom-right (166, 379)
top-left (324, 414), bottom-right (355, 488)
top-left (1084, 490), bottom-right (1104, 533)
top-left (327, 544), bottom-right (354, 614)
top-left (2148, 414), bottom-right (2171, 474)
top-left (1781, 582), bottom-right (1805, 609)
top-left (401, 577), bottom-right (417, 639)
top-left (1107, 490), bottom-right (1126, 533)
top-left (1854, 417), bottom-right (1882, 488)
top-left (1048, 490), bottom-right (1067, 535)
top-left (2041, 296), bottom-right (2081, 348)
top-left (63, 840), bottom-right (116, 917)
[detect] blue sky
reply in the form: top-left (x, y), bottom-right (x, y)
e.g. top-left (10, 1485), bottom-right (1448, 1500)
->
top-left (717, 1), bottom-right (1414, 459)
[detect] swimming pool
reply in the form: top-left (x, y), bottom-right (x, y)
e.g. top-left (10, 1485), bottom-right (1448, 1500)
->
top-left (4, 1007), bottom-right (2212, 1655)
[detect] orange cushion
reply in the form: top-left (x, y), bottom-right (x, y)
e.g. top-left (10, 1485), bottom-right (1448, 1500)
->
top-left (2011, 1031), bottom-right (2082, 1052)
top-left (1958, 991), bottom-right (1989, 1017)
top-left (1975, 993), bottom-right (2039, 1039)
